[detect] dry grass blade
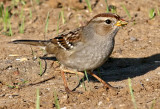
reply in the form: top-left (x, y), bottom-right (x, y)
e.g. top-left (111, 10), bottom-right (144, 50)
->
top-left (157, 6), bottom-right (160, 16)
top-left (45, 11), bottom-right (50, 35)
top-left (36, 88), bottom-right (40, 109)
top-left (128, 78), bottom-right (137, 109)
top-left (149, 8), bottom-right (155, 19)
top-left (104, 0), bottom-right (109, 13)
top-left (85, 0), bottom-right (92, 12)
top-left (54, 91), bottom-right (60, 109)
top-left (122, 4), bottom-right (131, 20)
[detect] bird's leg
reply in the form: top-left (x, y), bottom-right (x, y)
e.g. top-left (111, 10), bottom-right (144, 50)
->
top-left (87, 71), bottom-right (117, 90)
top-left (61, 71), bottom-right (73, 93)
top-left (61, 70), bottom-right (85, 93)
top-left (62, 69), bottom-right (84, 76)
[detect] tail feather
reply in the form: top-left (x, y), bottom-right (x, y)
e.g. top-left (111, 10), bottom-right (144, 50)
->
top-left (10, 40), bottom-right (50, 46)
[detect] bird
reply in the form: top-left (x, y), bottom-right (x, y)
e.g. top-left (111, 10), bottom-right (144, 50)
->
top-left (11, 13), bottom-right (127, 93)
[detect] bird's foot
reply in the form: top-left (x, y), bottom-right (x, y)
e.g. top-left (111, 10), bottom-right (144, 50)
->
top-left (103, 83), bottom-right (123, 92)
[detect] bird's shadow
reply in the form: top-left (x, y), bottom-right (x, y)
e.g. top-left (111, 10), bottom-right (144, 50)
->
top-left (40, 53), bottom-right (160, 83)
top-left (99, 53), bottom-right (160, 82)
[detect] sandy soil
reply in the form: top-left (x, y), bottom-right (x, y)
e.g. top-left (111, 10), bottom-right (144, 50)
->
top-left (0, 0), bottom-right (160, 109)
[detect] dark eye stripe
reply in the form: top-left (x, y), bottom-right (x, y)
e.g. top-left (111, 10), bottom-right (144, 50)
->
top-left (92, 20), bottom-right (105, 23)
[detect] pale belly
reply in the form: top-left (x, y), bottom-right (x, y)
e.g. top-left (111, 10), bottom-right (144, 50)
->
top-left (58, 41), bottom-right (114, 71)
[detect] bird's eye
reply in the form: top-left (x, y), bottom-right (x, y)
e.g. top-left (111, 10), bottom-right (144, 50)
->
top-left (105, 19), bottom-right (112, 24)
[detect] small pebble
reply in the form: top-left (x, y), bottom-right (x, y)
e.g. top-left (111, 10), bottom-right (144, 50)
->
top-left (98, 101), bottom-right (103, 106)
top-left (130, 36), bottom-right (138, 42)
top-left (16, 58), bottom-right (28, 62)
top-left (157, 72), bottom-right (160, 75)
top-left (61, 107), bottom-right (67, 109)
top-left (100, 4), bottom-right (104, 7)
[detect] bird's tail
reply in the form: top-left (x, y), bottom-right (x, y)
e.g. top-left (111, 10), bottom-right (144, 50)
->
top-left (10, 39), bottom-right (51, 46)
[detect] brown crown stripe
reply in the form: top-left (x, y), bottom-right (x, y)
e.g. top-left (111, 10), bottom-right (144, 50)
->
top-left (93, 13), bottom-right (121, 20)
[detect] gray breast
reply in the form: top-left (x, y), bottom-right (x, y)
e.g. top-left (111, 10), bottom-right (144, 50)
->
top-left (62, 38), bottom-right (115, 71)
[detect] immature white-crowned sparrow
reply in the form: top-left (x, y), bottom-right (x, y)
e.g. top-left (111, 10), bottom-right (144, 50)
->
top-left (11, 13), bottom-right (127, 93)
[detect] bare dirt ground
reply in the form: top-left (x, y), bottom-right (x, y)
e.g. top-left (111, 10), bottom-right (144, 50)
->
top-left (0, 0), bottom-right (160, 109)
